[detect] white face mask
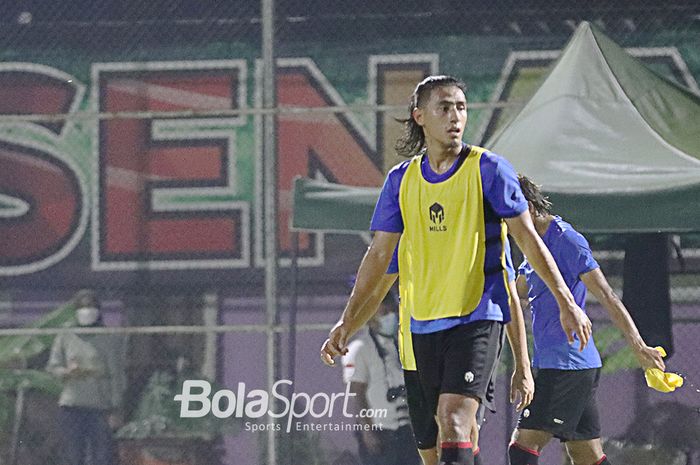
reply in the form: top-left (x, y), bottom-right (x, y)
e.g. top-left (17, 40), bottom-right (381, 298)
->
top-left (76, 307), bottom-right (100, 326)
top-left (376, 312), bottom-right (398, 337)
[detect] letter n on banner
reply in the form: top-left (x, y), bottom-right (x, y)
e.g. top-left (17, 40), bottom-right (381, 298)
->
top-left (254, 57), bottom-right (436, 267)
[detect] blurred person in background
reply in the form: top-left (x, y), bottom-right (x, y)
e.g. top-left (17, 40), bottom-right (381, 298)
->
top-left (508, 175), bottom-right (666, 465)
top-left (341, 284), bottom-right (420, 465)
top-left (322, 75), bottom-right (582, 465)
top-left (46, 289), bottom-right (126, 465)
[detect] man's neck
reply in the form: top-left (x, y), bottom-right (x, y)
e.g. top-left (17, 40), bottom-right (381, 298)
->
top-left (533, 214), bottom-right (554, 237)
top-left (425, 143), bottom-right (462, 174)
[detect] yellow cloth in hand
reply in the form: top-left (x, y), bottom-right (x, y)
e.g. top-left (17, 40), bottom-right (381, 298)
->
top-left (644, 347), bottom-right (684, 393)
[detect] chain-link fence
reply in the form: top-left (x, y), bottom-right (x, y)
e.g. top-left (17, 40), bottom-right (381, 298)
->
top-left (1, 1), bottom-right (699, 464)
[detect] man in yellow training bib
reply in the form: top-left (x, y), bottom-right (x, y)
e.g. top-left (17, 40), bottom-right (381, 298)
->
top-left (321, 75), bottom-right (591, 465)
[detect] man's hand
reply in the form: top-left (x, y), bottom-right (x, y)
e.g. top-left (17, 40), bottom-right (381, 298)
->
top-left (320, 321), bottom-right (350, 366)
top-left (559, 303), bottom-right (592, 351)
top-left (635, 345), bottom-right (666, 371)
top-left (510, 367), bottom-right (534, 411)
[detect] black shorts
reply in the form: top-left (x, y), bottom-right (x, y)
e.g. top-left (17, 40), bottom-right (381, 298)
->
top-left (517, 368), bottom-right (601, 442)
top-left (409, 320), bottom-right (504, 444)
top-left (404, 369), bottom-right (439, 450)
top-left (405, 370), bottom-right (490, 450)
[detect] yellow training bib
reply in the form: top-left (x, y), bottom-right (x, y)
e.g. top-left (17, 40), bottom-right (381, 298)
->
top-left (397, 146), bottom-right (488, 369)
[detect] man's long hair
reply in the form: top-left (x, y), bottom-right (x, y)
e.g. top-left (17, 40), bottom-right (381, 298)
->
top-left (518, 174), bottom-right (553, 217)
top-left (394, 75), bottom-right (467, 158)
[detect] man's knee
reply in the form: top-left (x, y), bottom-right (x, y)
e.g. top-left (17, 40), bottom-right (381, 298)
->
top-left (437, 409), bottom-right (473, 439)
top-left (508, 442), bottom-right (540, 465)
top-left (510, 428), bottom-right (551, 452)
top-left (568, 451), bottom-right (610, 465)
top-left (565, 439), bottom-right (606, 465)
top-left (567, 452), bottom-right (611, 465)
top-left (436, 393), bottom-right (479, 441)
top-left (508, 428), bottom-right (552, 465)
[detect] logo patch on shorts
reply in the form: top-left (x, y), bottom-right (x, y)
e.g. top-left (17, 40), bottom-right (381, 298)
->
top-left (523, 409), bottom-right (530, 418)
top-left (553, 418), bottom-right (564, 425)
top-left (464, 371), bottom-right (474, 383)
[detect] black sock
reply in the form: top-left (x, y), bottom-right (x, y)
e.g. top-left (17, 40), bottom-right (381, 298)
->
top-left (473, 447), bottom-right (482, 465)
top-left (440, 441), bottom-right (474, 465)
top-left (508, 442), bottom-right (539, 465)
top-left (594, 455), bottom-right (611, 465)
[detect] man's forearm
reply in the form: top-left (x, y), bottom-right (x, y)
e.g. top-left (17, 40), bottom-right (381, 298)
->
top-left (346, 273), bottom-right (398, 336)
top-left (581, 269), bottom-right (665, 370)
top-left (339, 234), bottom-right (398, 336)
top-left (585, 271), bottom-right (646, 350)
top-left (505, 308), bottom-right (531, 370)
top-left (605, 297), bottom-right (646, 350)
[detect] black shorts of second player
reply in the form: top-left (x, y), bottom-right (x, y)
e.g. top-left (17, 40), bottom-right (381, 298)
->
top-left (517, 367), bottom-right (602, 442)
top-left (410, 320), bottom-right (504, 436)
top-left (405, 369), bottom-right (490, 450)
top-left (404, 369), bottom-right (439, 450)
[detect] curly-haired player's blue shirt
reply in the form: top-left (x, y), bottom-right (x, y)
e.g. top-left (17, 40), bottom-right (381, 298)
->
top-left (519, 216), bottom-right (602, 369)
top-left (373, 144), bottom-right (527, 334)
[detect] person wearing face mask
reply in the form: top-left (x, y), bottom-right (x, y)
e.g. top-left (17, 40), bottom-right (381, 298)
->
top-left (46, 289), bottom-right (126, 465)
top-left (341, 288), bottom-right (420, 465)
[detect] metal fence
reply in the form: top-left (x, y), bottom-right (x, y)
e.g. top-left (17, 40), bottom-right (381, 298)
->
top-left (0, 1), bottom-right (699, 464)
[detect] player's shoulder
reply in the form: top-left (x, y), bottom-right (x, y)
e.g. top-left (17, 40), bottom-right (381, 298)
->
top-left (477, 147), bottom-right (518, 178)
top-left (477, 146), bottom-right (508, 165)
top-left (385, 157), bottom-right (415, 184)
top-left (389, 156), bottom-right (416, 172)
top-left (552, 217), bottom-right (591, 249)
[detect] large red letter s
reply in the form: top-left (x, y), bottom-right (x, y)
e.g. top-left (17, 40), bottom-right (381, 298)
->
top-left (0, 66), bottom-right (86, 275)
